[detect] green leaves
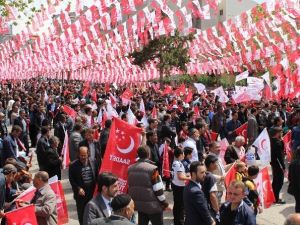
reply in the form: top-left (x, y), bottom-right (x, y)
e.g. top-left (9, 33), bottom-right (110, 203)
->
top-left (129, 30), bottom-right (195, 81)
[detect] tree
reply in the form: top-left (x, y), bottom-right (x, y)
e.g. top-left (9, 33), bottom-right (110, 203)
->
top-left (129, 29), bottom-right (195, 83)
top-left (0, 0), bottom-right (37, 20)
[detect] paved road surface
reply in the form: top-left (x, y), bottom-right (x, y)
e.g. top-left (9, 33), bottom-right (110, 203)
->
top-left (29, 151), bottom-right (294, 225)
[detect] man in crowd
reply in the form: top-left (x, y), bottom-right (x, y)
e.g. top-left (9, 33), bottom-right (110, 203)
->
top-left (183, 161), bottom-right (215, 225)
top-left (83, 172), bottom-right (119, 224)
top-left (128, 146), bottom-right (169, 225)
top-left (220, 181), bottom-right (256, 225)
top-left (69, 123), bottom-right (83, 162)
top-left (1, 125), bottom-right (22, 165)
top-left (0, 164), bottom-right (17, 219)
top-left (30, 171), bottom-right (57, 225)
top-left (0, 113), bottom-right (8, 139)
top-left (36, 126), bottom-right (50, 171)
top-left (182, 128), bottom-right (200, 162)
top-left (13, 109), bottom-right (30, 155)
top-left (224, 136), bottom-right (246, 164)
top-left (79, 128), bottom-right (102, 164)
top-left (284, 214), bottom-right (300, 225)
top-left (69, 146), bottom-right (98, 225)
top-left (247, 108), bottom-right (259, 146)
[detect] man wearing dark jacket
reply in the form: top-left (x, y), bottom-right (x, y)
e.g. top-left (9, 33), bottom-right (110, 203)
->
top-left (44, 136), bottom-right (62, 180)
top-left (220, 181), bottom-right (256, 225)
top-left (36, 126), bottom-right (51, 171)
top-left (270, 127), bottom-right (286, 204)
top-left (288, 146), bottom-right (300, 212)
top-left (79, 128), bottom-right (102, 165)
top-left (183, 161), bottom-right (215, 225)
top-left (99, 120), bottom-right (111, 158)
top-left (54, 114), bottom-right (67, 155)
top-left (13, 110), bottom-right (29, 155)
top-left (146, 131), bottom-right (160, 168)
top-left (69, 146), bottom-right (98, 225)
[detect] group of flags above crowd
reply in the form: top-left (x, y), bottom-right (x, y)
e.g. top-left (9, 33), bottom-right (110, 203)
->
top-left (0, 0), bottom-right (299, 92)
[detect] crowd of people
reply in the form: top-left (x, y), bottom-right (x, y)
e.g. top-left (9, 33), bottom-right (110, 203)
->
top-left (0, 78), bottom-right (300, 225)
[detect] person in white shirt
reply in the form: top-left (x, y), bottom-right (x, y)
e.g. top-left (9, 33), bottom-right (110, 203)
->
top-left (171, 148), bottom-right (190, 225)
top-left (182, 128), bottom-right (200, 162)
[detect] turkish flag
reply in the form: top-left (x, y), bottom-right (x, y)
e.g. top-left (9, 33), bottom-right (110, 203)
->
top-left (6, 205), bottom-right (38, 225)
top-left (224, 162), bottom-right (237, 188)
top-left (162, 142), bottom-right (170, 179)
top-left (254, 167), bottom-right (275, 208)
top-left (82, 85), bottom-right (90, 97)
top-left (62, 131), bottom-right (70, 169)
top-left (63, 105), bottom-right (77, 118)
top-left (91, 89), bottom-right (97, 102)
top-left (162, 85), bottom-right (172, 95)
top-left (152, 105), bottom-right (157, 119)
top-left (210, 131), bottom-right (218, 141)
top-left (105, 83), bottom-right (110, 93)
top-left (174, 84), bottom-right (186, 96)
top-left (235, 123), bottom-right (248, 140)
top-left (185, 89), bottom-right (193, 103)
top-left (282, 131), bottom-right (292, 163)
top-left (100, 117), bottom-right (142, 192)
top-left (121, 88), bottom-right (133, 100)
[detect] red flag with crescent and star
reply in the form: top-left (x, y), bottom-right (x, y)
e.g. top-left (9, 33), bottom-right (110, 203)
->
top-left (100, 117), bottom-right (142, 192)
top-left (254, 167), bottom-right (275, 208)
top-left (5, 205), bottom-right (38, 225)
top-left (235, 123), bottom-right (248, 141)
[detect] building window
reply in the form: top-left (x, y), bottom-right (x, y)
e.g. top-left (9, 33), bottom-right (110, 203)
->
top-left (220, 9), bottom-right (223, 16)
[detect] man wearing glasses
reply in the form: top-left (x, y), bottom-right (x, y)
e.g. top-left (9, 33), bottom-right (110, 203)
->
top-left (219, 181), bottom-right (256, 225)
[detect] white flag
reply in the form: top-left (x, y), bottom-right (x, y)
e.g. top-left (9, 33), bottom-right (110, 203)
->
top-left (262, 72), bottom-right (271, 87)
top-left (235, 71), bottom-right (249, 82)
top-left (127, 107), bottom-right (137, 125)
top-left (62, 132), bottom-right (70, 169)
top-left (253, 128), bottom-right (271, 165)
top-left (202, 4), bottom-right (210, 20)
top-left (194, 83), bottom-right (206, 94)
top-left (139, 98), bottom-right (146, 114)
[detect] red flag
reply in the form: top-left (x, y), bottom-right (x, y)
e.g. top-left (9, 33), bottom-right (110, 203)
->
top-left (91, 89), bottom-right (97, 102)
top-left (50, 181), bottom-right (69, 225)
top-left (82, 85), bottom-right (90, 97)
top-left (152, 105), bottom-right (157, 119)
top-left (185, 89), bottom-right (193, 103)
top-left (109, 93), bottom-right (117, 107)
top-left (162, 142), bottom-right (170, 179)
top-left (63, 105), bottom-right (77, 118)
top-left (224, 162), bottom-right (237, 188)
top-left (6, 205), bottom-right (38, 225)
top-left (235, 123), bottom-right (248, 140)
top-left (255, 167), bottom-right (275, 208)
top-left (282, 131), bottom-right (292, 163)
top-left (62, 132), bottom-right (70, 169)
top-left (105, 83), bottom-right (110, 93)
top-left (162, 85), bottom-right (172, 95)
top-left (121, 88), bottom-right (133, 100)
top-left (94, 129), bottom-right (100, 141)
top-left (100, 117), bottom-right (142, 192)
top-left (174, 84), bottom-right (186, 96)
top-left (210, 131), bottom-right (218, 141)
top-left (219, 138), bottom-right (229, 166)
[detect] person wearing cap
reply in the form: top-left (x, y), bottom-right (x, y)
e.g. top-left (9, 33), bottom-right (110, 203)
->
top-left (90, 194), bottom-right (135, 225)
top-left (204, 155), bottom-right (220, 223)
top-left (0, 164), bottom-right (17, 219)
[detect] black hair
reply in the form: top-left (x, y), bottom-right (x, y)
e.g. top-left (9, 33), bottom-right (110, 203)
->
top-left (174, 148), bottom-right (183, 158)
top-left (247, 165), bottom-right (259, 176)
top-left (190, 161), bottom-right (204, 175)
top-left (97, 172), bottom-right (118, 193)
top-left (183, 147), bottom-right (193, 157)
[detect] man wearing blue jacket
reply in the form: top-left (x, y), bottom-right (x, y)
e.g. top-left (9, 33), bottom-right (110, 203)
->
top-left (220, 180), bottom-right (256, 225)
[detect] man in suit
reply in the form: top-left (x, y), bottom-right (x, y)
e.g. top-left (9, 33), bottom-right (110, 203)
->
top-left (91, 194), bottom-right (135, 225)
top-left (31, 171), bottom-right (57, 225)
top-left (1, 125), bottom-right (22, 165)
top-left (99, 120), bottom-right (112, 158)
top-left (183, 161), bottom-right (215, 225)
top-left (54, 114), bottom-right (67, 155)
top-left (211, 105), bottom-right (227, 139)
top-left (69, 146), bottom-right (98, 225)
top-left (83, 172), bottom-right (119, 224)
top-left (69, 123), bottom-right (83, 162)
top-left (79, 128), bottom-right (102, 165)
top-left (13, 109), bottom-right (30, 155)
top-left (44, 136), bottom-right (62, 180)
top-left (247, 108), bottom-right (259, 146)
top-left (36, 126), bottom-right (51, 171)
